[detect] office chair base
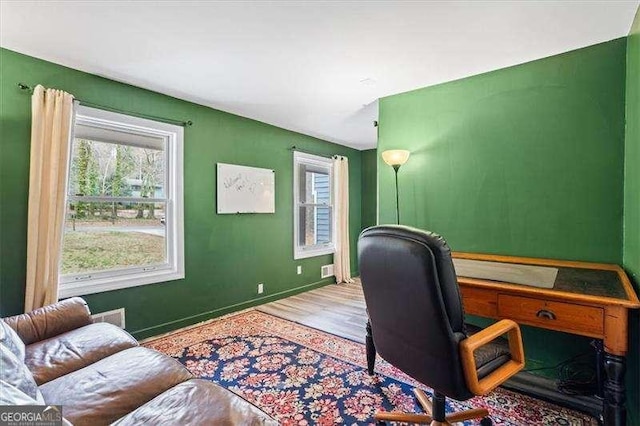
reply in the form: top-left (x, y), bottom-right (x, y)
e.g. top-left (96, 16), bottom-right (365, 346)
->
top-left (374, 389), bottom-right (491, 425)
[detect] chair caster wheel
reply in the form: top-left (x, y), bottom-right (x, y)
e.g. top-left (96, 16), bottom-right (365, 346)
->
top-left (480, 417), bottom-right (493, 426)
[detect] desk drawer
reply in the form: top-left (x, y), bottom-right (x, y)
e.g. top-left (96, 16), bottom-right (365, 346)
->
top-left (497, 294), bottom-right (604, 337)
top-left (460, 287), bottom-right (497, 317)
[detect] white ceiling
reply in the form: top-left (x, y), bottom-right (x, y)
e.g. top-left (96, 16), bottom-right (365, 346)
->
top-left (1, 1), bottom-right (638, 150)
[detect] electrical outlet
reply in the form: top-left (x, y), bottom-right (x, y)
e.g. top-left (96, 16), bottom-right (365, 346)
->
top-left (257, 283), bottom-right (264, 294)
top-left (297, 266), bottom-right (302, 275)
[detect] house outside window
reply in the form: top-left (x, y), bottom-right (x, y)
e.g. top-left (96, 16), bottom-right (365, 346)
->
top-left (293, 151), bottom-right (334, 259)
top-left (58, 105), bottom-right (184, 298)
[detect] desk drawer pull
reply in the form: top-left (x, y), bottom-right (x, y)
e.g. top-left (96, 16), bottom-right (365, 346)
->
top-left (536, 309), bottom-right (556, 320)
top-left (498, 294), bottom-right (604, 336)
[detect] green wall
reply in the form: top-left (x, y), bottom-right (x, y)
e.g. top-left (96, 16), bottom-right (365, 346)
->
top-left (378, 39), bottom-right (627, 372)
top-left (624, 6), bottom-right (640, 424)
top-left (0, 48), bottom-right (362, 338)
top-left (625, 7), bottom-right (640, 288)
top-left (361, 149), bottom-right (377, 229)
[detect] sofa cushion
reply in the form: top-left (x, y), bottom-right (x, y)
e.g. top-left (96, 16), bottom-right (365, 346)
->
top-left (0, 379), bottom-right (41, 405)
top-left (39, 347), bottom-right (192, 426)
top-left (26, 322), bottom-right (138, 385)
top-left (111, 379), bottom-right (278, 426)
top-left (0, 322), bottom-right (44, 403)
top-left (0, 318), bottom-right (26, 360)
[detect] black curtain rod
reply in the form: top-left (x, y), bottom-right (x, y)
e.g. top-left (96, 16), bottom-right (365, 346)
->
top-left (18, 83), bottom-right (193, 127)
top-left (289, 146), bottom-right (344, 160)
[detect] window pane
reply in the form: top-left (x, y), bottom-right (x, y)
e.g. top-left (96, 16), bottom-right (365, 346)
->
top-left (298, 163), bottom-right (330, 204)
top-left (61, 201), bottom-right (167, 275)
top-left (298, 206), bottom-right (332, 247)
top-left (68, 139), bottom-right (165, 198)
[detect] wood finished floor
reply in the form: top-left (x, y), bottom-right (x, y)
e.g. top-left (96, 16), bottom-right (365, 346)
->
top-left (257, 279), bottom-right (368, 343)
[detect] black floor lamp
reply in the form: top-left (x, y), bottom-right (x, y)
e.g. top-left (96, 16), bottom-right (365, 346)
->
top-left (381, 150), bottom-right (410, 225)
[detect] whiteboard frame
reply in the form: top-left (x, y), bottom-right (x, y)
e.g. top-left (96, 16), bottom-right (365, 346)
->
top-left (216, 163), bottom-right (275, 214)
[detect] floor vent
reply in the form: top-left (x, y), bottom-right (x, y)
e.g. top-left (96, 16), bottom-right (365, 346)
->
top-left (91, 308), bottom-right (125, 329)
top-left (321, 264), bottom-right (334, 278)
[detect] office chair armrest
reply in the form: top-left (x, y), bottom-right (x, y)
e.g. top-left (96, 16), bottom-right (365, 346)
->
top-left (459, 319), bottom-right (525, 395)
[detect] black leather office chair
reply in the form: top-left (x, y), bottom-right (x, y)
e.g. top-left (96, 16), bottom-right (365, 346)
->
top-left (358, 225), bottom-right (525, 425)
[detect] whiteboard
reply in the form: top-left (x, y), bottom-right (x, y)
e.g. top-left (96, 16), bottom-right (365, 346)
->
top-left (217, 163), bottom-right (275, 214)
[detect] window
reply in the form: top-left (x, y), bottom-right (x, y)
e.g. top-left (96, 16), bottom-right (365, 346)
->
top-left (59, 105), bottom-right (184, 298)
top-left (293, 152), bottom-right (334, 259)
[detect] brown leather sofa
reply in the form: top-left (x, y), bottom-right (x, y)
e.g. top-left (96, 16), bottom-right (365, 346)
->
top-left (1, 297), bottom-right (277, 426)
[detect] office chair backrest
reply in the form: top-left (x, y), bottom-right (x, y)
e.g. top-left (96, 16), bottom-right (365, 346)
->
top-left (358, 225), bottom-right (473, 400)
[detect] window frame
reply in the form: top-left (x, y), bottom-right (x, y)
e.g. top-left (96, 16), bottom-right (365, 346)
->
top-left (293, 151), bottom-right (335, 260)
top-left (58, 105), bottom-right (184, 298)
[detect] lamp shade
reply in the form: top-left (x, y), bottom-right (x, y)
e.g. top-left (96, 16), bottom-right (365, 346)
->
top-left (381, 150), bottom-right (410, 166)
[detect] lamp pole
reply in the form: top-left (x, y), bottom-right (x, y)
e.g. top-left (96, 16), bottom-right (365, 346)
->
top-left (393, 165), bottom-right (400, 225)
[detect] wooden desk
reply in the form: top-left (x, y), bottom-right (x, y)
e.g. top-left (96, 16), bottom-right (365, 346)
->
top-left (453, 252), bottom-right (640, 426)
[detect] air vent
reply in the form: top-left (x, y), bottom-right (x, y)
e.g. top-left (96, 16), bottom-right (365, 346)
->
top-left (321, 264), bottom-right (334, 279)
top-left (91, 308), bottom-right (125, 329)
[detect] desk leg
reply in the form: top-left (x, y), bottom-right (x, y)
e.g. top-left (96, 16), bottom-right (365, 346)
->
top-left (366, 320), bottom-right (376, 375)
top-left (603, 353), bottom-right (626, 426)
top-left (594, 340), bottom-right (604, 399)
top-left (603, 306), bottom-right (629, 426)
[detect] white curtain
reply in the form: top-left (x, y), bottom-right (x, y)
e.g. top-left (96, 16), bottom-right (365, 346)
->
top-left (24, 85), bottom-right (75, 312)
top-left (333, 156), bottom-right (353, 284)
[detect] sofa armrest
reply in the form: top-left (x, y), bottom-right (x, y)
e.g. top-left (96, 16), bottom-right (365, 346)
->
top-left (3, 297), bottom-right (92, 345)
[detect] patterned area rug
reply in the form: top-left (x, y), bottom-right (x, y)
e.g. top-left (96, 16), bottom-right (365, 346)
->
top-left (144, 310), bottom-right (597, 425)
